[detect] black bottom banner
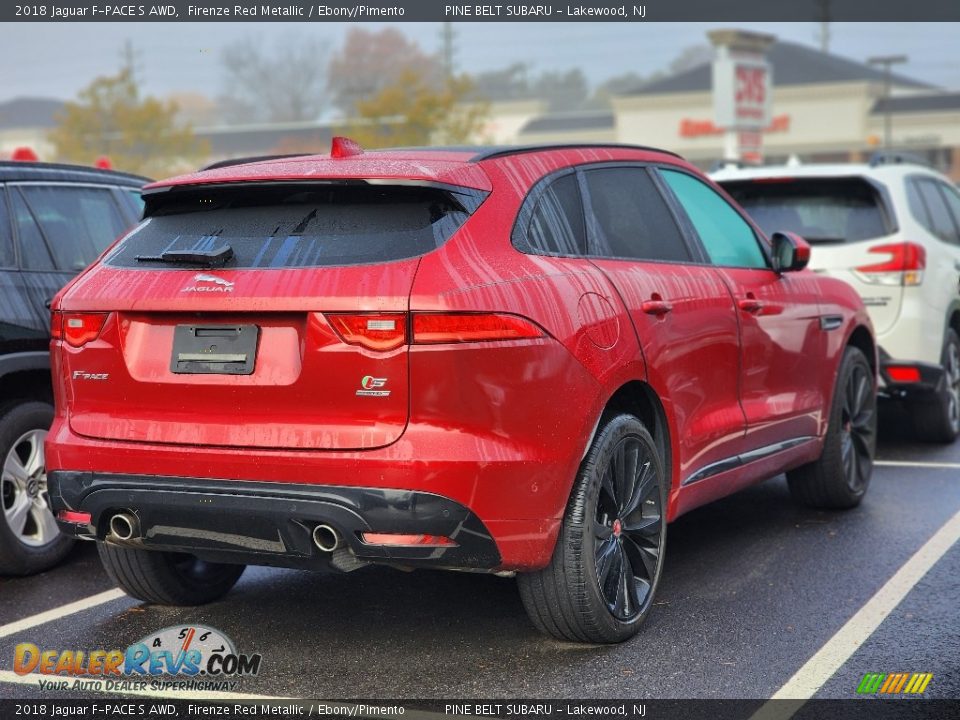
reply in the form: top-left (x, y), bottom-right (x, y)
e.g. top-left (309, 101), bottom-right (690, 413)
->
top-left (1, 699), bottom-right (958, 720)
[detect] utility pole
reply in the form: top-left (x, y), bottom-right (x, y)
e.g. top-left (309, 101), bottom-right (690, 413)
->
top-left (441, 22), bottom-right (455, 87)
top-left (868, 54), bottom-right (907, 149)
top-left (816, 0), bottom-right (831, 52)
top-left (120, 38), bottom-right (141, 84)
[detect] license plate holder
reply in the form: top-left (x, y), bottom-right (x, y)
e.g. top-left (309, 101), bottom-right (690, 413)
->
top-left (170, 324), bottom-right (259, 375)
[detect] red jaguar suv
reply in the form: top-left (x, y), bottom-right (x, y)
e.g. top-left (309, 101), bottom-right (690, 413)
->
top-left (46, 142), bottom-right (876, 643)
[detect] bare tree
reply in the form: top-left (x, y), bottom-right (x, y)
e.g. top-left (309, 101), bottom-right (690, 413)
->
top-left (668, 44), bottom-right (714, 74)
top-left (219, 34), bottom-right (331, 124)
top-left (472, 65), bottom-right (588, 111)
top-left (327, 28), bottom-right (443, 117)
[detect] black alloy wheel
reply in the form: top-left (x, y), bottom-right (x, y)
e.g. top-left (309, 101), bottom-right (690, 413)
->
top-left (593, 435), bottom-right (663, 621)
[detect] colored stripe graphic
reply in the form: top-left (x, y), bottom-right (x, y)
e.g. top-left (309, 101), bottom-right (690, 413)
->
top-left (857, 672), bottom-right (932, 694)
top-left (857, 673), bottom-right (886, 693)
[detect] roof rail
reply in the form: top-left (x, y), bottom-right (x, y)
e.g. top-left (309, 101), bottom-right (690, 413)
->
top-left (0, 160), bottom-right (150, 182)
top-left (708, 159), bottom-right (759, 173)
top-left (201, 153), bottom-right (312, 171)
top-left (868, 150), bottom-right (931, 168)
top-left (470, 142), bottom-right (682, 162)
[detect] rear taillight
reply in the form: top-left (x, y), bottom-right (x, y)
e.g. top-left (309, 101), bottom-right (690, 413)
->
top-left (324, 312), bottom-right (544, 351)
top-left (411, 312), bottom-right (544, 344)
top-left (51, 312), bottom-right (108, 348)
top-left (325, 313), bottom-right (407, 351)
top-left (853, 242), bottom-right (925, 286)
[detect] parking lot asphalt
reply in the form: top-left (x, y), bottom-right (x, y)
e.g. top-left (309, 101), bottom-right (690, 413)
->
top-left (1, 430), bottom-right (958, 703)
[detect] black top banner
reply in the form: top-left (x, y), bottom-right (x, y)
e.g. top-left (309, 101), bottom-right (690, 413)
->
top-left (5, 0), bottom-right (960, 22)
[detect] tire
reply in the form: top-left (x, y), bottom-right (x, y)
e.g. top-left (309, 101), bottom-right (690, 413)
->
top-left (787, 346), bottom-right (876, 509)
top-left (913, 329), bottom-right (960, 444)
top-left (0, 401), bottom-right (73, 576)
top-left (98, 543), bottom-right (245, 605)
top-left (518, 414), bottom-right (667, 643)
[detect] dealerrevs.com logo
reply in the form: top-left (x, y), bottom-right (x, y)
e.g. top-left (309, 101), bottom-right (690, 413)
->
top-left (14, 625), bottom-right (261, 692)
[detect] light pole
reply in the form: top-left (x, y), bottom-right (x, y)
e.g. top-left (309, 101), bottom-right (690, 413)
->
top-left (868, 54), bottom-right (907, 149)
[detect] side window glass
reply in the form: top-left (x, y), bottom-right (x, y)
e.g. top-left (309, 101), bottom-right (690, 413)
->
top-left (19, 185), bottom-right (128, 272)
top-left (0, 189), bottom-right (14, 268)
top-left (10, 190), bottom-right (55, 271)
top-left (906, 179), bottom-right (934, 233)
top-left (124, 188), bottom-right (145, 218)
top-left (661, 169), bottom-right (768, 269)
top-left (581, 167), bottom-right (691, 262)
top-left (917, 179), bottom-right (959, 244)
top-left (522, 173), bottom-right (586, 256)
top-left (933, 182), bottom-right (960, 244)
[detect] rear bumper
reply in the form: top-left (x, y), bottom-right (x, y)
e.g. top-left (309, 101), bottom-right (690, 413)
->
top-left (48, 471), bottom-right (502, 572)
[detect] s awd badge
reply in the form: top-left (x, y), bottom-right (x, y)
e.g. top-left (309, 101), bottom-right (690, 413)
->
top-left (356, 376), bottom-right (390, 397)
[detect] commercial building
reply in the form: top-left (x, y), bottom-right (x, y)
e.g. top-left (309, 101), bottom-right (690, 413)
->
top-left (3, 35), bottom-right (960, 178)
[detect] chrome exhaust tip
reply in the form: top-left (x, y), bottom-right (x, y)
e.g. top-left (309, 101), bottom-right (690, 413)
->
top-left (312, 524), bottom-right (341, 552)
top-left (109, 512), bottom-right (138, 541)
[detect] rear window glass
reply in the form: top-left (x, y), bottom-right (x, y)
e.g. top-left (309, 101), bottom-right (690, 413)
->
top-left (722, 178), bottom-right (890, 244)
top-left (107, 184), bottom-right (477, 269)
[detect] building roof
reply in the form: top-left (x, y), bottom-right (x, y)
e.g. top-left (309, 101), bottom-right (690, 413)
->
top-left (872, 92), bottom-right (960, 114)
top-left (520, 111), bottom-right (615, 134)
top-left (627, 40), bottom-right (931, 96)
top-left (0, 97), bottom-right (65, 129)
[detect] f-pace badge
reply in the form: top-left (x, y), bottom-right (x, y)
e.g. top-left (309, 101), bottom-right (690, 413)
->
top-left (182, 273), bottom-right (234, 293)
top-left (356, 376), bottom-right (390, 397)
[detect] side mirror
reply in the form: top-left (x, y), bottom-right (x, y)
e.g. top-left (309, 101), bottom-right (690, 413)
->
top-left (771, 231), bottom-right (811, 273)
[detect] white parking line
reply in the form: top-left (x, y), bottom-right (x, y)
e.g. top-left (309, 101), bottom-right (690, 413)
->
top-left (875, 460), bottom-right (960, 469)
top-left (0, 588), bottom-right (126, 639)
top-left (0, 669), bottom-right (285, 701)
top-left (750, 506), bottom-right (960, 720)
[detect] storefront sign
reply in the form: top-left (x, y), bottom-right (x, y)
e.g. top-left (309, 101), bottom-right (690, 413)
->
top-left (679, 114), bottom-right (790, 138)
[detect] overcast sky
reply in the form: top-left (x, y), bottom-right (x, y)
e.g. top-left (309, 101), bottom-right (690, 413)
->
top-left (4, 22), bottom-right (958, 103)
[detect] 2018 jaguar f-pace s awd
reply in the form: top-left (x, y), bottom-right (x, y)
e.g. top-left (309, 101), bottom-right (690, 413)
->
top-left (46, 141), bottom-right (877, 643)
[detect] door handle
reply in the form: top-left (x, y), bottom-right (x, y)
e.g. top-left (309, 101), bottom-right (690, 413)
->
top-left (641, 299), bottom-right (673, 316)
top-left (738, 296), bottom-right (764, 314)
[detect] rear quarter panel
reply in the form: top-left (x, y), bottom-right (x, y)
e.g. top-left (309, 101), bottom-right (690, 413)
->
top-left (815, 273), bottom-right (877, 434)
top-left (409, 153), bottom-right (649, 532)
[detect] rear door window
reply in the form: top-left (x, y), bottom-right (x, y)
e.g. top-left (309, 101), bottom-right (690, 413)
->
top-left (721, 177), bottom-right (889, 244)
top-left (16, 185), bottom-right (129, 271)
top-left (662, 170), bottom-right (767, 268)
top-left (581, 167), bottom-right (692, 262)
top-left (108, 184), bottom-right (476, 269)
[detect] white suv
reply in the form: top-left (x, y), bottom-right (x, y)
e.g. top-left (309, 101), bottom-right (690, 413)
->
top-left (713, 154), bottom-right (960, 443)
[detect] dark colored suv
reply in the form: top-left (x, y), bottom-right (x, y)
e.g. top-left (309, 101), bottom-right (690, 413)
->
top-left (48, 142), bottom-right (876, 642)
top-left (0, 161), bottom-right (146, 575)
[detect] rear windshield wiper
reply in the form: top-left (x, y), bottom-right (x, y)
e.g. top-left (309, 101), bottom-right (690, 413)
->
top-left (135, 244), bottom-right (234, 267)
